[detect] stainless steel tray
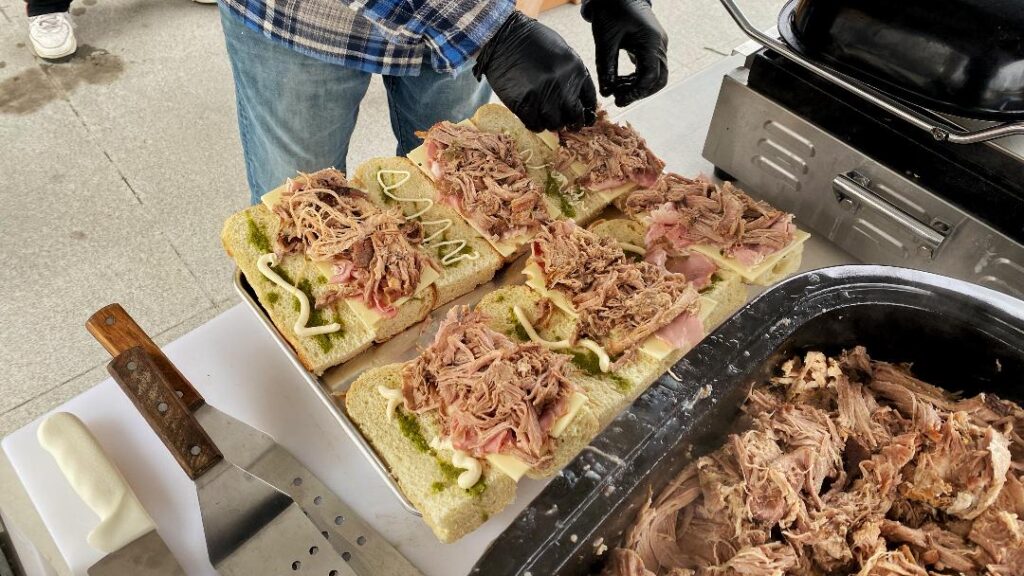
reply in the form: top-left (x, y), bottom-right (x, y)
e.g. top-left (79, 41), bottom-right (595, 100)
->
top-left (234, 258), bottom-right (533, 516)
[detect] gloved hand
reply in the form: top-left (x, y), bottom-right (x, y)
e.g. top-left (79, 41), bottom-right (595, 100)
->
top-left (584, 0), bottom-right (668, 107)
top-left (474, 10), bottom-right (597, 132)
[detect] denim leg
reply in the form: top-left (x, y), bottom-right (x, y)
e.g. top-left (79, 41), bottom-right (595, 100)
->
top-left (382, 65), bottom-right (492, 156)
top-left (219, 7), bottom-right (372, 204)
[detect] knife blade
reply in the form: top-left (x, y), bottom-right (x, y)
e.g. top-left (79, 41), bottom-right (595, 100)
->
top-left (86, 530), bottom-right (183, 576)
top-left (36, 412), bottom-right (184, 576)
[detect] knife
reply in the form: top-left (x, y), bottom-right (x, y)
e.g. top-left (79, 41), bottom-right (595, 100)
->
top-left (36, 412), bottom-right (185, 576)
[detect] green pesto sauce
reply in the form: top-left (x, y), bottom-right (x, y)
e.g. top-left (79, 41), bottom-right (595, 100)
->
top-left (545, 173), bottom-right (577, 219)
top-left (266, 291), bottom-right (280, 305)
top-left (466, 479), bottom-right (487, 498)
top-left (294, 279), bottom-right (343, 353)
top-left (246, 216), bottom-right (272, 253)
top-left (431, 481), bottom-right (446, 494)
top-left (396, 410), bottom-right (432, 454)
top-left (494, 294), bottom-right (506, 303)
top-left (270, 265), bottom-right (293, 286)
top-left (437, 459), bottom-right (462, 484)
top-left (480, 511), bottom-right (490, 522)
top-left (315, 274), bottom-right (327, 285)
top-left (571, 350), bottom-right (631, 392)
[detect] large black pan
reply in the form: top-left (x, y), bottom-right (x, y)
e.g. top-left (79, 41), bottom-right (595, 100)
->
top-left (470, 265), bottom-right (1024, 575)
top-left (777, 0), bottom-right (1024, 121)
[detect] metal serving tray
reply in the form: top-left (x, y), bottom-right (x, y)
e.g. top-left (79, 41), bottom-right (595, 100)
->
top-left (471, 264), bottom-right (1024, 575)
top-left (234, 258), bottom-right (534, 515)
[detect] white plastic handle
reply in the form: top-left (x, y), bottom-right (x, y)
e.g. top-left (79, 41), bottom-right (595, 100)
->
top-left (37, 412), bottom-right (155, 554)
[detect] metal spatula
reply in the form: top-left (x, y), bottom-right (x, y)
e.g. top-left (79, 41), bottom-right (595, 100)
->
top-left (107, 346), bottom-right (356, 576)
top-left (87, 303), bottom-right (422, 576)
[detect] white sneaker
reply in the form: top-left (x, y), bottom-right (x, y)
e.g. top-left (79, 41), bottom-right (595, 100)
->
top-left (28, 12), bottom-right (77, 60)
top-left (192, 0), bottom-right (217, 5)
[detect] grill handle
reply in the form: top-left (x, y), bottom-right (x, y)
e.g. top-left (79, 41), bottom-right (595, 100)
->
top-left (718, 0), bottom-right (1024, 144)
top-left (832, 173), bottom-right (946, 257)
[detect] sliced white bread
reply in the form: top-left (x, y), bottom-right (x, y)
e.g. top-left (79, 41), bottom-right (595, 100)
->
top-left (353, 157), bottom-right (503, 307)
top-left (221, 206), bottom-right (374, 375)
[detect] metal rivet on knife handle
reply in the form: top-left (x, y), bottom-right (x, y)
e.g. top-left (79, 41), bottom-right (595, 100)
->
top-left (87, 303), bottom-right (205, 411)
top-left (107, 346), bottom-right (222, 480)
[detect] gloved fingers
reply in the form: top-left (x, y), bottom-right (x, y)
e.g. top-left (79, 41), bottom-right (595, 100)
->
top-left (579, 69), bottom-right (598, 126)
top-left (613, 50), bottom-right (668, 106)
top-left (515, 99), bottom-right (547, 133)
top-left (594, 31), bottom-right (621, 98)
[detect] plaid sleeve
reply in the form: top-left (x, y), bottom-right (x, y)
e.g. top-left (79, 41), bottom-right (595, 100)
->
top-left (348, 0), bottom-right (515, 73)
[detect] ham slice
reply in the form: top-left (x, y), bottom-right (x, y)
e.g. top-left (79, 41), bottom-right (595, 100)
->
top-left (654, 311), bottom-right (703, 351)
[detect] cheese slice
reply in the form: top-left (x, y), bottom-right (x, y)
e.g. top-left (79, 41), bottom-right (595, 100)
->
top-left (550, 391), bottom-right (588, 438)
top-left (689, 229), bottom-right (811, 283)
top-left (485, 453), bottom-right (531, 482)
top-left (537, 130), bottom-right (559, 150)
top-left (260, 180), bottom-right (441, 330)
top-left (522, 260), bottom-right (577, 318)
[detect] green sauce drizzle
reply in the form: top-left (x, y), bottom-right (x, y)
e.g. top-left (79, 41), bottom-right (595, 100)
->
top-left (545, 173), bottom-right (577, 218)
top-left (570, 350), bottom-right (631, 392)
top-left (266, 291), bottom-right (280, 305)
top-left (246, 216), bottom-right (272, 253)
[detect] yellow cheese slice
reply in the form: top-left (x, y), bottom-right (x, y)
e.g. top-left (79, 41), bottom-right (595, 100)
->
top-left (485, 453), bottom-right (531, 482)
top-left (522, 260), bottom-right (577, 318)
top-left (550, 392), bottom-right (588, 438)
top-left (407, 142), bottom-right (525, 259)
top-left (558, 161), bottom-right (637, 203)
top-left (689, 229), bottom-right (811, 283)
top-left (538, 130), bottom-right (559, 150)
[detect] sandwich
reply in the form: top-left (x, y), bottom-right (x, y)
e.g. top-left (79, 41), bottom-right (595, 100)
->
top-left (552, 109), bottom-right (665, 210)
top-left (586, 218), bottom-right (749, 331)
top-left (345, 305), bottom-right (599, 542)
top-left (618, 173), bottom-right (809, 285)
top-left (353, 157), bottom-right (504, 306)
top-left (520, 220), bottom-right (713, 398)
top-left (408, 120), bottom-right (551, 260)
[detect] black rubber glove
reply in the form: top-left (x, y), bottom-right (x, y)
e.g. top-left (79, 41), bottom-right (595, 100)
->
top-left (474, 10), bottom-right (597, 132)
top-left (583, 0), bottom-right (668, 107)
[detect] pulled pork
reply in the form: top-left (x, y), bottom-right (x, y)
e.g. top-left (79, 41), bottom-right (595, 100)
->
top-left (400, 306), bottom-right (575, 467)
top-left (532, 220), bottom-right (701, 359)
top-left (272, 168), bottom-right (435, 315)
top-left (557, 109), bottom-right (664, 191)
top-left (624, 174), bottom-right (796, 268)
top-left (605, 347), bottom-right (1024, 576)
top-left (422, 121), bottom-right (548, 242)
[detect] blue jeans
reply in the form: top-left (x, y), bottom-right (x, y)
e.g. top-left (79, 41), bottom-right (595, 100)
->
top-left (219, 7), bottom-right (492, 204)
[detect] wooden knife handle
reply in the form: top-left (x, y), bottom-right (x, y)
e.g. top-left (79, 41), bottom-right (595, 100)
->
top-left (108, 347), bottom-right (222, 480)
top-left (87, 304), bottom-right (205, 411)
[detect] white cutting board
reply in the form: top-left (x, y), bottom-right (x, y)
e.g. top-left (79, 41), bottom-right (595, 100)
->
top-left (2, 304), bottom-right (550, 576)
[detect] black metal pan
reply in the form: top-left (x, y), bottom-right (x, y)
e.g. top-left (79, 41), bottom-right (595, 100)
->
top-left (470, 265), bottom-right (1024, 575)
top-left (777, 0), bottom-right (1024, 121)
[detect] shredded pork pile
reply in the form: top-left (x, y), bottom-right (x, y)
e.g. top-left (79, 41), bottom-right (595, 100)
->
top-left (400, 306), bottom-right (575, 467)
top-left (624, 174), bottom-right (796, 267)
top-left (273, 168), bottom-right (437, 315)
top-left (605, 347), bottom-right (1024, 576)
top-left (532, 221), bottom-right (701, 359)
top-left (557, 110), bottom-right (665, 191)
top-left (422, 121), bottom-right (549, 242)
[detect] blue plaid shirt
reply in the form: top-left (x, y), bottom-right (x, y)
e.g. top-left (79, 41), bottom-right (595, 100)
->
top-left (221, 0), bottom-right (515, 75)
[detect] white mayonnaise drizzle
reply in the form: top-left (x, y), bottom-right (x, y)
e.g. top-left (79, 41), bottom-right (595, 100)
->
top-left (429, 438), bottom-right (482, 490)
top-left (256, 253), bottom-right (341, 337)
top-left (550, 170), bottom-right (585, 202)
top-left (376, 385), bottom-right (403, 421)
top-left (512, 306), bottom-right (612, 372)
top-left (375, 169), bottom-right (479, 266)
top-left (619, 242), bottom-right (647, 256)
top-left (519, 148), bottom-right (551, 171)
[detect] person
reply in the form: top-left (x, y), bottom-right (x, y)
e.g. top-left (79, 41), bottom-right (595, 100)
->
top-left (218, 0), bottom-right (668, 204)
top-left (27, 0), bottom-right (215, 60)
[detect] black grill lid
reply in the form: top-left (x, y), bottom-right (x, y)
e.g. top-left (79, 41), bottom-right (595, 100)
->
top-left (778, 0), bottom-right (1024, 121)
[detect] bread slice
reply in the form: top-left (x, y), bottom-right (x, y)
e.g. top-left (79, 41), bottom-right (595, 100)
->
top-left (470, 103), bottom-right (609, 226)
top-left (586, 218), bottom-right (750, 328)
top-left (221, 206), bottom-right (375, 375)
top-left (343, 365), bottom-right (516, 543)
top-left (353, 157), bottom-right (504, 307)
